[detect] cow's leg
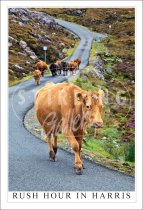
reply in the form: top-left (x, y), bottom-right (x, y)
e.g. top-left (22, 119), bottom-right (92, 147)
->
top-left (76, 136), bottom-right (85, 169)
top-left (51, 71), bottom-right (54, 76)
top-left (45, 136), bottom-right (56, 161)
top-left (37, 79), bottom-right (40, 85)
top-left (52, 136), bottom-right (58, 155)
top-left (41, 71), bottom-right (44, 77)
top-left (64, 130), bottom-right (83, 175)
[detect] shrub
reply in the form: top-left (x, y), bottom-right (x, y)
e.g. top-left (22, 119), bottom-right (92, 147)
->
top-left (124, 141), bottom-right (135, 162)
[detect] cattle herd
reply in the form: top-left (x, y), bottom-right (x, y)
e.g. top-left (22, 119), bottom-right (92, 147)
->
top-left (33, 57), bottom-right (81, 85)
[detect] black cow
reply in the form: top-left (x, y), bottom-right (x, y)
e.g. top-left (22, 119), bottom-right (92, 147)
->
top-left (61, 61), bottom-right (69, 76)
top-left (49, 63), bottom-right (58, 76)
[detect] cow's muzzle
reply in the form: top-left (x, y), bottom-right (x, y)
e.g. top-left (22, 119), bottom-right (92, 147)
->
top-left (91, 122), bottom-right (103, 128)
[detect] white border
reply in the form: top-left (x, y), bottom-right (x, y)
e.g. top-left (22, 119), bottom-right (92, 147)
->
top-left (1, 1), bottom-right (142, 209)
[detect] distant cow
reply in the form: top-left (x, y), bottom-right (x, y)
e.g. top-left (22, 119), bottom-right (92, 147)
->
top-left (68, 61), bottom-right (78, 75)
top-left (74, 57), bottom-right (81, 69)
top-left (55, 60), bottom-right (62, 75)
top-left (35, 60), bottom-right (48, 77)
top-left (49, 63), bottom-right (58, 76)
top-left (35, 82), bottom-right (104, 175)
top-left (61, 61), bottom-right (69, 76)
top-left (33, 70), bottom-right (41, 85)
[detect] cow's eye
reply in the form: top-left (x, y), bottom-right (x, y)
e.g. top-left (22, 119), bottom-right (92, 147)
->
top-left (86, 105), bottom-right (92, 110)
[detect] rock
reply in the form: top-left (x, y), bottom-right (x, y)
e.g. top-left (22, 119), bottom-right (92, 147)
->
top-left (106, 67), bottom-right (112, 75)
top-left (8, 36), bottom-right (18, 44)
top-left (12, 64), bottom-right (25, 73)
top-left (22, 73), bottom-right (26, 77)
top-left (26, 51), bottom-right (35, 56)
top-left (73, 35), bottom-right (78, 40)
top-left (8, 42), bottom-right (12, 47)
top-left (29, 67), bottom-right (35, 72)
top-left (24, 47), bottom-right (35, 56)
top-left (131, 80), bottom-right (135, 84)
top-left (9, 69), bottom-right (14, 75)
top-left (18, 52), bottom-right (27, 57)
top-left (20, 15), bottom-right (29, 23)
top-left (26, 61), bottom-right (31, 65)
top-left (58, 52), bottom-right (64, 59)
top-left (59, 42), bottom-right (65, 48)
top-left (62, 48), bottom-right (67, 53)
top-left (91, 19), bottom-right (103, 24)
top-left (30, 55), bottom-right (38, 60)
top-left (92, 68), bottom-right (105, 80)
top-left (19, 40), bottom-right (27, 49)
top-left (16, 72), bottom-right (23, 78)
top-left (67, 9), bottom-right (85, 16)
top-left (102, 137), bottom-right (107, 140)
top-left (117, 58), bottom-right (122, 63)
top-left (87, 58), bottom-right (105, 80)
top-left (41, 39), bottom-right (51, 45)
top-left (95, 36), bottom-right (101, 42)
top-left (95, 52), bottom-right (100, 56)
top-left (9, 8), bottom-right (28, 16)
top-left (19, 22), bottom-right (24, 27)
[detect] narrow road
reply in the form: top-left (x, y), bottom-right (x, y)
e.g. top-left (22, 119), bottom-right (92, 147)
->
top-left (9, 19), bottom-right (135, 191)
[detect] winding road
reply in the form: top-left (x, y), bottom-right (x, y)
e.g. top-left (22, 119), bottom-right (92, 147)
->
top-left (9, 19), bottom-right (135, 191)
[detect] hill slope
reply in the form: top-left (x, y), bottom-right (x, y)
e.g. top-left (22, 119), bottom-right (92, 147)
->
top-left (9, 8), bottom-right (77, 81)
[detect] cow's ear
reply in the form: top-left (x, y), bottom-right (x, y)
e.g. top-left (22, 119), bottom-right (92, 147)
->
top-left (75, 91), bottom-right (87, 103)
top-left (76, 92), bottom-right (83, 102)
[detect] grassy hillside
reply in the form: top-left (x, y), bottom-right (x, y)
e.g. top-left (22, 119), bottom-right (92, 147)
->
top-left (67, 40), bottom-right (135, 175)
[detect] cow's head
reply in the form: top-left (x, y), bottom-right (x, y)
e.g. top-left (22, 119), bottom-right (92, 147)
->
top-left (76, 89), bottom-right (104, 128)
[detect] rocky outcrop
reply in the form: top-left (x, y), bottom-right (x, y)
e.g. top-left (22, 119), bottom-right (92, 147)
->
top-left (9, 36), bottom-right (18, 44)
top-left (19, 40), bottom-right (27, 49)
top-left (66, 9), bottom-right (86, 16)
top-left (9, 8), bottom-right (57, 28)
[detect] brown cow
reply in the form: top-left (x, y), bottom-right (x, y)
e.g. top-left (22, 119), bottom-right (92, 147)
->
top-left (33, 70), bottom-right (41, 85)
top-left (35, 82), bottom-right (104, 175)
top-left (35, 60), bottom-right (48, 77)
top-left (68, 61), bottom-right (78, 75)
top-left (74, 57), bottom-right (81, 69)
top-left (55, 60), bottom-right (62, 75)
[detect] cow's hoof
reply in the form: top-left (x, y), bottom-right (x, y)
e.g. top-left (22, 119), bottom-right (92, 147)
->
top-left (52, 145), bottom-right (57, 155)
top-left (49, 151), bottom-right (56, 161)
top-left (82, 164), bottom-right (86, 169)
top-left (75, 168), bottom-right (83, 175)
